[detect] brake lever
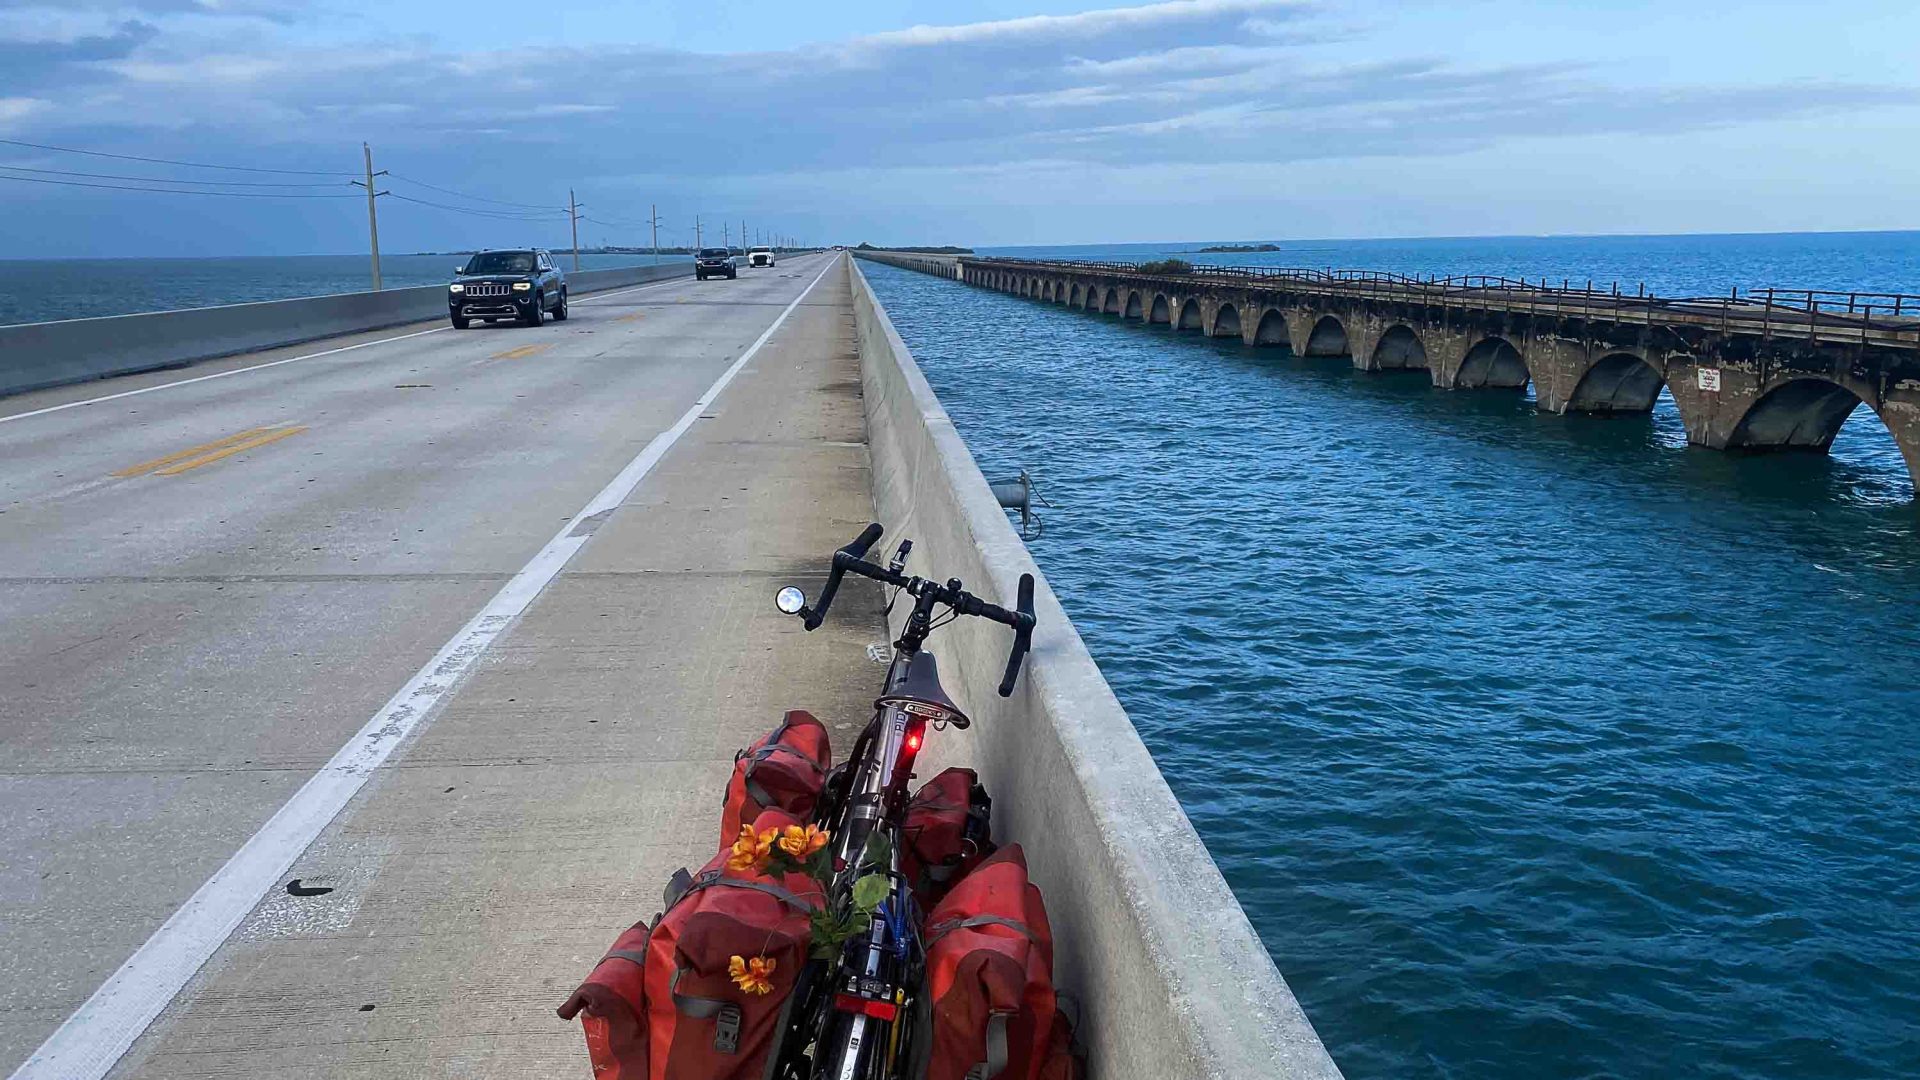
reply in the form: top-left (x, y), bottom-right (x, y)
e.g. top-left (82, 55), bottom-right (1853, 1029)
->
top-left (996, 573), bottom-right (1037, 697)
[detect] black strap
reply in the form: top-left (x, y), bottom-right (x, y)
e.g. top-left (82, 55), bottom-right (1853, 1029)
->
top-left (743, 743), bottom-right (824, 807)
top-left (663, 867), bottom-right (695, 911)
top-left (670, 965), bottom-right (745, 1054)
top-left (928, 914), bottom-right (1036, 946)
top-left (965, 1012), bottom-right (1011, 1080)
top-left (669, 964), bottom-right (727, 1019)
top-left (680, 869), bottom-right (822, 912)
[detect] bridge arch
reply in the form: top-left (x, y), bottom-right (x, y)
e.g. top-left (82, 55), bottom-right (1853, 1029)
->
top-left (1176, 298), bottom-right (1203, 330)
top-left (1104, 288), bottom-right (1123, 315)
top-left (1304, 314), bottom-right (1348, 357)
top-left (1456, 335), bottom-right (1530, 389)
top-left (1727, 376), bottom-right (1876, 452)
top-left (1124, 291), bottom-right (1144, 319)
top-left (1069, 283), bottom-right (1084, 307)
top-left (1085, 286), bottom-right (1104, 312)
top-left (1568, 352), bottom-right (1663, 412)
top-left (1370, 324), bottom-right (1428, 370)
top-left (1210, 303), bottom-right (1242, 338)
top-left (1149, 294), bottom-right (1171, 324)
top-left (1253, 308), bottom-right (1287, 346)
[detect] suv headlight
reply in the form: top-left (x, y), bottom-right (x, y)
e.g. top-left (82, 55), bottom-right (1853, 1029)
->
top-left (449, 283), bottom-right (465, 293)
top-left (512, 281), bottom-right (531, 291)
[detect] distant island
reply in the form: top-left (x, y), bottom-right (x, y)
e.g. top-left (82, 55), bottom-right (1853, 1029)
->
top-left (856, 242), bottom-right (974, 254)
top-left (1193, 243), bottom-right (1282, 253)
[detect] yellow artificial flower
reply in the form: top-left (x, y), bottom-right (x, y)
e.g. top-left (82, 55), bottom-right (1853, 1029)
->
top-left (776, 824), bottom-right (831, 859)
top-left (726, 824), bottom-right (775, 874)
top-left (729, 954), bottom-right (777, 996)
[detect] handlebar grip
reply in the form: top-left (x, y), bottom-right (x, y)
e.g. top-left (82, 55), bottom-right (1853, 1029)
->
top-left (802, 523), bottom-right (885, 631)
top-left (842, 522), bottom-right (884, 561)
top-left (996, 573), bottom-right (1037, 697)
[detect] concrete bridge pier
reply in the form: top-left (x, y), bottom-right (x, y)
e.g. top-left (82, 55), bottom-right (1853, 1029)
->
top-left (953, 257), bottom-right (1920, 492)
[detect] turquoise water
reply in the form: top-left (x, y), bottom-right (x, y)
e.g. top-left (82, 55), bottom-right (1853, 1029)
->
top-left (982, 231), bottom-right (1920, 298)
top-left (0, 252), bottom-right (680, 326)
top-left (859, 243), bottom-right (1920, 1080)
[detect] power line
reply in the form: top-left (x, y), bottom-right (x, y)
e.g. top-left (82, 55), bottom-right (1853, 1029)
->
top-left (0, 173), bottom-right (360, 198)
top-left (0, 137), bottom-right (354, 177)
top-left (0, 163), bottom-right (347, 188)
top-left (385, 191), bottom-right (569, 220)
top-left (386, 172), bottom-right (565, 212)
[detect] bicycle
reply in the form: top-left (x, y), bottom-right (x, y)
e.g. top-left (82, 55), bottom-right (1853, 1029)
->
top-left (769, 522), bottom-right (1036, 1080)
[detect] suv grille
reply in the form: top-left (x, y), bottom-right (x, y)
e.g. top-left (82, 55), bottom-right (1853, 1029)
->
top-left (464, 283), bottom-right (511, 298)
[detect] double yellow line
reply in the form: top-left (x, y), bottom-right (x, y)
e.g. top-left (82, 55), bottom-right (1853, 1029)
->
top-left (115, 425), bottom-right (307, 478)
top-left (490, 343), bottom-right (553, 361)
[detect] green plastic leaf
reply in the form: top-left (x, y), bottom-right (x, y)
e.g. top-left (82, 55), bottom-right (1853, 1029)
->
top-left (852, 874), bottom-right (889, 913)
top-left (861, 830), bottom-right (893, 868)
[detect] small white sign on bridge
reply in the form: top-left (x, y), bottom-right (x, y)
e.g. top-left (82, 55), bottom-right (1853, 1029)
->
top-left (1697, 368), bottom-right (1723, 392)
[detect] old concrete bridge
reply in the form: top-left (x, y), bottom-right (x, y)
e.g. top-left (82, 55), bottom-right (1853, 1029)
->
top-left (868, 251), bottom-right (1920, 490)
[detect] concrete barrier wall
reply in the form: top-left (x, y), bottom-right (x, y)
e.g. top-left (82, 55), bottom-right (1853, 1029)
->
top-left (849, 256), bottom-right (1343, 1079)
top-left (0, 261), bottom-right (691, 399)
top-left (852, 250), bottom-right (962, 278)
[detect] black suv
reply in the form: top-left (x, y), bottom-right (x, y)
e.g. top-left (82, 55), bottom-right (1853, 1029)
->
top-left (449, 249), bottom-right (567, 328)
top-left (694, 247), bottom-right (737, 280)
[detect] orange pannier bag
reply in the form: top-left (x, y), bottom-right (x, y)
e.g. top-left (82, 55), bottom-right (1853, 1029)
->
top-left (720, 711), bottom-right (831, 847)
top-left (559, 809), bottom-right (823, 1080)
top-left (901, 767), bottom-right (994, 909)
top-left (919, 844), bottom-right (1057, 1080)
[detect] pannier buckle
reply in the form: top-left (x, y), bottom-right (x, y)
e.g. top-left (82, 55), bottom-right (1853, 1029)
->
top-left (714, 1004), bottom-right (742, 1054)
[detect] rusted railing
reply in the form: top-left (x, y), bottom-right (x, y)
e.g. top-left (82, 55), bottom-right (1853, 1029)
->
top-left (964, 256), bottom-right (1920, 344)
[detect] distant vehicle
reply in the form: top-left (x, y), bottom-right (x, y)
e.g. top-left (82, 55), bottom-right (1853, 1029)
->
top-left (748, 246), bottom-right (775, 268)
top-left (695, 247), bottom-right (737, 280)
top-left (448, 248), bottom-right (566, 329)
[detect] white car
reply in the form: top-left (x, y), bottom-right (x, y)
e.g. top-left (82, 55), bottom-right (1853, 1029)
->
top-left (748, 247), bottom-right (775, 268)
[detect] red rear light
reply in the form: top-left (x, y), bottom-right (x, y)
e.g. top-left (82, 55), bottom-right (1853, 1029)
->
top-left (834, 994), bottom-right (899, 1021)
top-left (905, 731), bottom-right (922, 751)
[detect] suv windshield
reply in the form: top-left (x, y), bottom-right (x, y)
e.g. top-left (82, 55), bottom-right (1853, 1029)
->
top-left (698, 248), bottom-right (729, 259)
top-left (463, 251), bottom-right (535, 274)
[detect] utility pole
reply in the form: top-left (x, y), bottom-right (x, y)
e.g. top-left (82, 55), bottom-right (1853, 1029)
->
top-left (567, 189), bottom-right (585, 271)
top-left (648, 203), bottom-right (661, 264)
top-left (723, 222), bottom-right (730, 249)
top-left (695, 215), bottom-right (702, 249)
top-left (351, 142), bottom-right (389, 291)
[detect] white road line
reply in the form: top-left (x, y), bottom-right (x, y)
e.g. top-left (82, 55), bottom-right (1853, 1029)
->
top-left (0, 267), bottom-right (743, 427)
top-left (9, 255), bottom-right (841, 1080)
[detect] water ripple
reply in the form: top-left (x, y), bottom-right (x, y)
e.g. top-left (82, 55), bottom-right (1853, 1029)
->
top-left (862, 259), bottom-right (1920, 1080)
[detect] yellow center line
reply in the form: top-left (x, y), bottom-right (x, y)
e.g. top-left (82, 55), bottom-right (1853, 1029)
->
top-left (490, 343), bottom-right (553, 361)
top-left (154, 426), bottom-right (307, 476)
top-left (615, 312), bottom-right (646, 323)
top-left (114, 427), bottom-right (281, 477)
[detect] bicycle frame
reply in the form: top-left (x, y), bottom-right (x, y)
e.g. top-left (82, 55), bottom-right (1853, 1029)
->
top-left (773, 524), bottom-right (1033, 1080)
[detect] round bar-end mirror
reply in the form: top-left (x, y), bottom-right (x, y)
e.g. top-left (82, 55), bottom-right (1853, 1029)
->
top-left (774, 586), bottom-right (807, 615)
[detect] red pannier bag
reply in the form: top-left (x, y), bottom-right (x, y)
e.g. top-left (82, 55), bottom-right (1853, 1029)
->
top-left (559, 809), bottom-right (823, 1080)
top-left (919, 844), bottom-right (1057, 1080)
top-left (720, 711), bottom-right (831, 847)
top-left (901, 768), bottom-right (994, 908)
top-left (1036, 1000), bottom-right (1087, 1080)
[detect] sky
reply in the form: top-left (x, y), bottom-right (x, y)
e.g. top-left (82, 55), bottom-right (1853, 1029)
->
top-left (2, 0), bottom-right (1918, 257)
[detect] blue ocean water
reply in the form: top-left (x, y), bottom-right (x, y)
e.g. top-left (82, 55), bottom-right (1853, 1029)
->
top-left (0, 252), bottom-right (681, 326)
top-left (858, 240), bottom-right (1920, 1080)
top-left (981, 231), bottom-right (1920, 298)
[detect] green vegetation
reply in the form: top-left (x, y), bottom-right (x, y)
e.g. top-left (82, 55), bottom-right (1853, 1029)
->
top-left (1137, 258), bottom-right (1194, 274)
top-left (855, 242), bottom-right (974, 254)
